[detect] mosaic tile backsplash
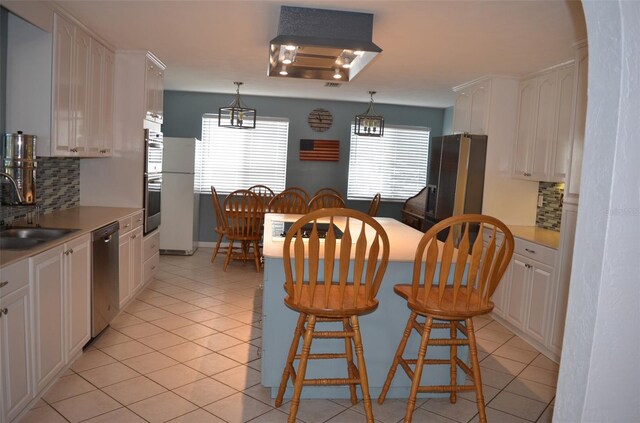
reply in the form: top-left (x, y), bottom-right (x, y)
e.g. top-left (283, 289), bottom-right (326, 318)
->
top-left (536, 182), bottom-right (563, 231)
top-left (1, 157), bottom-right (79, 223)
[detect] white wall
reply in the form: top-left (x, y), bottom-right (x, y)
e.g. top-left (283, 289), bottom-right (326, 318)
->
top-left (554, 1), bottom-right (640, 421)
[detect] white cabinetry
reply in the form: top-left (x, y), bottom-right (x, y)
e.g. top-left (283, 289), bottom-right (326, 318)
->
top-left (88, 40), bottom-right (115, 156)
top-left (118, 212), bottom-right (143, 308)
top-left (452, 77), bottom-right (538, 226)
top-left (512, 62), bottom-right (575, 182)
top-left (30, 234), bottom-right (91, 392)
top-left (565, 42), bottom-right (588, 201)
top-left (145, 56), bottom-right (165, 124)
top-left (47, 13), bottom-right (114, 158)
top-left (30, 246), bottom-right (65, 392)
top-left (143, 230), bottom-right (160, 284)
top-left (492, 236), bottom-right (558, 359)
top-left (65, 236), bottom-right (91, 359)
top-left (0, 260), bottom-right (33, 423)
top-left (452, 78), bottom-right (490, 135)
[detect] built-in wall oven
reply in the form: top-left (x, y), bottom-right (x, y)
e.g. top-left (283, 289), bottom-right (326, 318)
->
top-left (144, 129), bottom-right (163, 234)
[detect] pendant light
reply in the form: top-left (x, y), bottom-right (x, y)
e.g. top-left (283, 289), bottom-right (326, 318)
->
top-left (354, 91), bottom-right (384, 137)
top-left (218, 82), bottom-right (256, 129)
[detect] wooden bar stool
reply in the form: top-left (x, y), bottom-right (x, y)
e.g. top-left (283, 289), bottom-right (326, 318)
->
top-left (378, 214), bottom-right (514, 423)
top-left (307, 192), bottom-right (345, 211)
top-left (275, 208), bottom-right (390, 423)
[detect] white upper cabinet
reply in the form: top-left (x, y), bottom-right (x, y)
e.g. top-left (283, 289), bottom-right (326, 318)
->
top-left (512, 63), bottom-right (575, 182)
top-left (565, 42), bottom-right (588, 202)
top-left (145, 55), bottom-right (165, 124)
top-left (47, 13), bottom-right (114, 158)
top-left (452, 79), bottom-right (490, 135)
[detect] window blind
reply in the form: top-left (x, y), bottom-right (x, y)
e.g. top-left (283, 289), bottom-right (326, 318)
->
top-left (197, 115), bottom-right (289, 194)
top-left (347, 124), bottom-right (430, 201)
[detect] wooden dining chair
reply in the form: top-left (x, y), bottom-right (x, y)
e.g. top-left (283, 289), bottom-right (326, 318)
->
top-left (314, 187), bottom-right (342, 198)
top-left (307, 192), bottom-right (345, 211)
top-left (377, 214), bottom-right (514, 423)
top-left (248, 184), bottom-right (275, 212)
top-left (223, 189), bottom-right (264, 272)
top-left (210, 186), bottom-right (233, 263)
top-left (268, 191), bottom-right (308, 214)
top-left (275, 208), bottom-right (390, 423)
top-left (368, 193), bottom-right (381, 216)
top-left (281, 186), bottom-right (311, 204)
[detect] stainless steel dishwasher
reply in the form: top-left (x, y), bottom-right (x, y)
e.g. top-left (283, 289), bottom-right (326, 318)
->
top-left (92, 221), bottom-right (120, 337)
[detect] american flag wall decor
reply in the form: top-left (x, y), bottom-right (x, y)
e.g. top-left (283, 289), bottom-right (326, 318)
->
top-left (299, 139), bottom-right (340, 161)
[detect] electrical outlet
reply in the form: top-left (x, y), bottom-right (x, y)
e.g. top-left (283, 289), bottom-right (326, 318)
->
top-left (537, 194), bottom-right (544, 207)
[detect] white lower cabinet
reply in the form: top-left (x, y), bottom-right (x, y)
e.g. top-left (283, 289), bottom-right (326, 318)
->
top-left (119, 213), bottom-right (143, 308)
top-left (30, 234), bottom-right (91, 393)
top-left (0, 260), bottom-right (33, 423)
top-left (143, 230), bottom-right (160, 284)
top-left (492, 236), bottom-right (558, 360)
top-left (30, 247), bottom-right (65, 393)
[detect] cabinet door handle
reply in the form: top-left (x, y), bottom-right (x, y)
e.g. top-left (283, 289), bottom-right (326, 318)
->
top-left (0, 281), bottom-right (8, 288)
top-left (151, 265), bottom-right (156, 270)
top-left (524, 248), bottom-right (536, 254)
top-left (525, 263), bottom-right (532, 269)
top-left (69, 248), bottom-right (74, 254)
top-left (131, 234), bottom-right (137, 239)
top-left (124, 224), bottom-right (130, 228)
top-left (64, 250), bottom-right (70, 256)
top-left (524, 172), bottom-right (531, 177)
top-left (137, 218), bottom-right (143, 222)
top-left (1, 308), bottom-right (8, 315)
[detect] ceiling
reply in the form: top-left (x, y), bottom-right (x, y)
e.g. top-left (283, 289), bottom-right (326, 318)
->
top-left (53, 0), bottom-right (586, 108)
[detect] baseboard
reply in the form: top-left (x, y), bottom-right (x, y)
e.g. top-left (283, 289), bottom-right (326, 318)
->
top-left (198, 241), bottom-right (229, 248)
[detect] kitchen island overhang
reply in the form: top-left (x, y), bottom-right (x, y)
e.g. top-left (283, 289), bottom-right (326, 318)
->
top-left (261, 213), bottom-right (470, 399)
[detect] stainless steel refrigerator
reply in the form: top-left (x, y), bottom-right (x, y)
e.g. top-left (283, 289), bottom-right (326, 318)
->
top-left (424, 134), bottom-right (487, 235)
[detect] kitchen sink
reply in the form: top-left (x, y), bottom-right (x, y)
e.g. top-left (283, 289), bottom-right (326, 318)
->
top-left (0, 226), bottom-right (78, 250)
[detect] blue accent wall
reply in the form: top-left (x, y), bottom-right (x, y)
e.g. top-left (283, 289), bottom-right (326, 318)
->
top-left (163, 90), bottom-right (448, 242)
top-left (443, 106), bottom-right (454, 135)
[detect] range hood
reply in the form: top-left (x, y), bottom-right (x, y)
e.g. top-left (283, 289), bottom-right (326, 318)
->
top-left (268, 6), bottom-right (382, 82)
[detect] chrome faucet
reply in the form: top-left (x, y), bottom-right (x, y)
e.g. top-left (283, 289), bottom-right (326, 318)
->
top-left (0, 172), bottom-right (25, 204)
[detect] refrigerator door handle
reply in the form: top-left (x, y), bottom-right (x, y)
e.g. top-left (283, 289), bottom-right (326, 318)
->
top-left (426, 184), bottom-right (437, 218)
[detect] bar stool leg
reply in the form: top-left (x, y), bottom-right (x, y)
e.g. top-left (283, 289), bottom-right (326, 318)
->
top-left (343, 318), bottom-right (358, 405)
top-left (450, 320), bottom-right (458, 404)
top-left (466, 318), bottom-right (487, 423)
top-left (276, 313), bottom-right (306, 407)
top-left (253, 240), bottom-right (261, 272)
top-left (378, 311), bottom-right (418, 404)
top-left (405, 316), bottom-right (433, 423)
top-left (350, 316), bottom-right (374, 423)
top-left (288, 315), bottom-right (317, 423)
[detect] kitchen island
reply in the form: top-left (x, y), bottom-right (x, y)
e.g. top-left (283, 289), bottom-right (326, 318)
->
top-left (261, 213), bottom-right (468, 399)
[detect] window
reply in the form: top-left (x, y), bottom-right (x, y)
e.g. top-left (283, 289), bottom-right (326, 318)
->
top-left (196, 115), bottom-right (289, 194)
top-left (347, 124), bottom-right (430, 201)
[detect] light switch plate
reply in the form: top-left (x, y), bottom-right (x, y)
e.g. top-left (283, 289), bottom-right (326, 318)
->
top-left (537, 194), bottom-right (544, 207)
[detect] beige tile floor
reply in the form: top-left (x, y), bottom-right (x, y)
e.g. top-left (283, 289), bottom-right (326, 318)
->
top-left (19, 248), bottom-right (558, 423)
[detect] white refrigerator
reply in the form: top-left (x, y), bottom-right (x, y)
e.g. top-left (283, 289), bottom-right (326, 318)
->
top-left (160, 137), bottom-right (200, 255)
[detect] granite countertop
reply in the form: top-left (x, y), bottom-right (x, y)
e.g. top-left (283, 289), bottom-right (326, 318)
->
top-left (1, 206), bottom-right (142, 268)
top-left (509, 225), bottom-right (561, 249)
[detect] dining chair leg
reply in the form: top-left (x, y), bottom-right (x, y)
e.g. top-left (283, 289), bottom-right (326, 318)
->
top-left (450, 320), bottom-right (458, 404)
top-left (466, 318), bottom-right (487, 423)
top-left (276, 313), bottom-right (306, 407)
top-left (223, 239), bottom-right (234, 271)
top-left (288, 315), bottom-right (317, 423)
top-left (343, 318), bottom-right (358, 405)
top-left (405, 316), bottom-right (433, 423)
top-left (350, 315), bottom-right (374, 423)
top-left (253, 240), bottom-right (261, 272)
top-left (211, 235), bottom-right (223, 262)
top-left (378, 311), bottom-right (418, 404)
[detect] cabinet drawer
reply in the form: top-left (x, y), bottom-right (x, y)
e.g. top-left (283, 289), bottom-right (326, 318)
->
top-left (143, 231), bottom-right (160, 261)
top-left (514, 238), bottom-right (556, 266)
top-left (143, 252), bottom-right (159, 283)
top-left (0, 259), bottom-right (29, 298)
top-left (118, 216), bottom-right (132, 235)
top-left (482, 228), bottom-right (505, 245)
top-left (131, 211), bottom-right (144, 230)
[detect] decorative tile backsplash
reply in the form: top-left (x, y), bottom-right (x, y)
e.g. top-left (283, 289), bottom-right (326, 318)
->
top-left (1, 157), bottom-right (80, 223)
top-left (536, 182), bottom-right (564, 231)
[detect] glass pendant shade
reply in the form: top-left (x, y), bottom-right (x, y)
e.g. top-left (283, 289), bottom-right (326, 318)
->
top-left (218, 82), bottom-right (256, 129)
top-left (354, 91), bottom-right (384, 137)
